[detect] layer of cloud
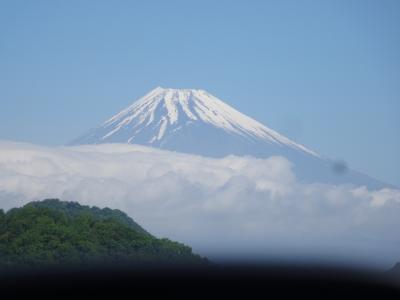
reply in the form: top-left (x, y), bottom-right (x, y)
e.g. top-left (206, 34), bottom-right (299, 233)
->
top-left (0, 140), bottom-right (399, 268)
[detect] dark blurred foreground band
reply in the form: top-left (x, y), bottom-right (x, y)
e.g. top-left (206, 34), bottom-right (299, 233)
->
top-left (1, 264), bottom-right (399, 299)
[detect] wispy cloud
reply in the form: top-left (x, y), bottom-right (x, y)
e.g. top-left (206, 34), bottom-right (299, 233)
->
top-left (0, 140), bottom-right (399, 267)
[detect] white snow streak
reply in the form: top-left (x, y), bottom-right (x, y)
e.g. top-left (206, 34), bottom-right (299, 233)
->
top-left (98, 87), bottom-right (318, 157)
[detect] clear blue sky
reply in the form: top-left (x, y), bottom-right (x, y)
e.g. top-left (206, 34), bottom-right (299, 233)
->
top-left (0, 0), bottom-right (399, 186)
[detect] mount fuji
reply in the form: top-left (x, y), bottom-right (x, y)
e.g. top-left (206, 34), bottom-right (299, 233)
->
top-left (70, 87), bottom-right (389, 189)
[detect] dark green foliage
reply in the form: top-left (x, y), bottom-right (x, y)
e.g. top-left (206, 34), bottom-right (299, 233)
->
top-left (27, 199), bottom-right (149, 235)
top-left (0, 199), bottom-right (206, 270)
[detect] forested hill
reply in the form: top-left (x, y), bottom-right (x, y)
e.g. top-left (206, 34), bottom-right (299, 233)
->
top-left (0, 199), bottom-right (206, 270)
top-left (27, 199), bottom-right (149, 235)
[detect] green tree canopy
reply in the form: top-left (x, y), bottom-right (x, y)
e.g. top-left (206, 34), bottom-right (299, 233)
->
top-left (0, 199), bottom-right (206, 270)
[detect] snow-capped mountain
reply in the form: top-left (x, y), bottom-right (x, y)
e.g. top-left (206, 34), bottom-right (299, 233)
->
top-left (71, 87), bottom-right (317, 156)
top-left (70, 87), bottom-right (389, 189)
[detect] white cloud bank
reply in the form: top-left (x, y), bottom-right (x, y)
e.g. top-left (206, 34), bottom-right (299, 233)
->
top-left (0, 140), bottom-right (399, 268)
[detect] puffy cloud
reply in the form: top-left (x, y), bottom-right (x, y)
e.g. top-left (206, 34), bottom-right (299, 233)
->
top-left (0, 140), bottom-right (399, 268)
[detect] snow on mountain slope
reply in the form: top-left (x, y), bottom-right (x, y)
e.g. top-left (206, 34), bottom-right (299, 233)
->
top-left (71, 87), bottom-right (317, 156)
top-left (70, 87), bottom-right (390, 189)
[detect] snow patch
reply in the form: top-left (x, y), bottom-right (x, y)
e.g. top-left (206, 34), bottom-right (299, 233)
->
top-left (74, 87), bottom-right (319, 157)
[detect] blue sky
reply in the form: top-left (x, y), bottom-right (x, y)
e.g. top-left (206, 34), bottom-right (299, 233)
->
top-left (0, 0), bottom-right (399, 186)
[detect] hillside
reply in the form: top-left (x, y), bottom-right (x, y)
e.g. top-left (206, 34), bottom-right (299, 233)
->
top-left (27, 199), bottom-right (149, 235)
top-left (0, 199), bottom-right (206, 269)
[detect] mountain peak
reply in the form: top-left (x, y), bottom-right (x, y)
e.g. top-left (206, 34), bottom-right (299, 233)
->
top-left (69, 87), bottom-right (395, 189)
top-left (71, 87), bottom-right (318, 157)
